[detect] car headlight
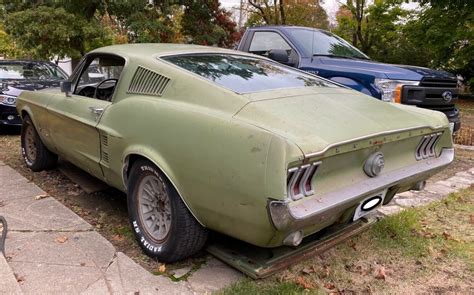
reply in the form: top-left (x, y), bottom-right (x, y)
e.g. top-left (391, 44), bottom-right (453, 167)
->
top-left (374, 79), bottom-right (419, 103)
top-left (0, 95), bottom-right (17, 106)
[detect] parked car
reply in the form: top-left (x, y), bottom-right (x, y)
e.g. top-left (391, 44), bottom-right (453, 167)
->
top-left (238, 26), bottom-right (461, 133)
top-left (0, 60), bottom-right (68, 128)
top-left (17, 44), bottom-right (454, 262)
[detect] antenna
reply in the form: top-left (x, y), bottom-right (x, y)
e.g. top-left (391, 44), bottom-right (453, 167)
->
top-left (311, 28), bottom-right (315, 62)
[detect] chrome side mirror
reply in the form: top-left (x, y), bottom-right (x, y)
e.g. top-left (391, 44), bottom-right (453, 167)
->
top-left (60, 81), bottom-right (72, 97)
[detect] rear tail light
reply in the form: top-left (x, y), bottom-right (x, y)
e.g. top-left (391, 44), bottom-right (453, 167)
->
top-left (287, 162), bottom-right (321, 200)
top-left (415, 132), bottom-right (442, 160)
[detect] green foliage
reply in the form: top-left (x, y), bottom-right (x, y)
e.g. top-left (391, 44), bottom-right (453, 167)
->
top-left (0, 0), bottom-right (239, 60)
top-left (4, 5), bottom-right (112, 60)
top-left (0, 24), bottom-right (23, 58)
top-left (182, 0), bottom-right (239, 48)
top-left (334, 0), bottom-right (474, 91)
top-left (371, 209), bottom-right (429, 257)
top-left (414, 2), bottom-right (474, 84)
top-left (219, 279), bottom-right (306, 295)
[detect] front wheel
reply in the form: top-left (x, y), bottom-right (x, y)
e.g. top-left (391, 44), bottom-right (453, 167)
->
top-left (127, 159), bottom-right (208, 262)
top-left (21, 115), bottom-right (58, 171)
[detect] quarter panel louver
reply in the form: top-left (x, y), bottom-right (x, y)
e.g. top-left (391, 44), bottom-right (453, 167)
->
top-left (127, 66), bottom-right (170, 96)
top-left (100, 133), bottom-right (110, 164)
top-left (415, 132), bottom-right (442, 161)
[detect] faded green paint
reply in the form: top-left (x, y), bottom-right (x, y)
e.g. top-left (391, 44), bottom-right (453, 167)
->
top-left (16, 44), bottom-right (453, 248)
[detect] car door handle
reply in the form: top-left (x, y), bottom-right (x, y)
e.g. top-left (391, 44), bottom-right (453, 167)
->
top-left (89, 106), bottom-right (104, 115)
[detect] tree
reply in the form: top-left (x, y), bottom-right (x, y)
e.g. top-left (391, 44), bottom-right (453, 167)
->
top-left (0, 24), bottom-right (23, 58)
top-left (182, 0), bottom-right (240, 48)
top-left (335, 0), bottom-right (405, 53)
top-left (4, 6), bottom-right (112, 63)
top-left (410, 1), bottom-right (474, 87)
top-left (246, 0), bottom-right (329, 29)
top-left (105, 0), bottom-right (183, 43)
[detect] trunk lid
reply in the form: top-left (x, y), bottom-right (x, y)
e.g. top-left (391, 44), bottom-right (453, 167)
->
top-left (235, 88), bottom-right (447, 155)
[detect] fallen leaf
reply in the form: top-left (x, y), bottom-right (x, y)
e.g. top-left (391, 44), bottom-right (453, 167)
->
top-left (14, 273), bottom-right (25, 283)
top-left (55, 236), bottom-right (68, 243)
top-left (349, 240), bottom-right (357, 251)
top-left (68, 190), bottom-right (80, 196)
top-left (158, 264), bottom-right (166, 273)
top-left (294, 276), bottom-right (316, 290)
top-left (469, 215), bottom-right (474, 225)
top-left (324, 282), bottom-right (336, 290)
top-left (0, 201), bottom-right (4, 207)
top-left (34, 194), bottom-right (49, 200)
top-left (374, 266), bottom-right (386, 280)
top-left (80, 262), bottom-right (86, 266)
top-left (111, 234), bottom-right (124, 242)
top-left (301, 267), bottom-right (314, 275)
top-left (442, 231), bottom-right (452, 240)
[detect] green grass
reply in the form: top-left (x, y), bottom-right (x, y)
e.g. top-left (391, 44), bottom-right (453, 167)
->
top-left (218, 280), bottom-right (307, 295)
top-left (370, 209), bottom-right (428, 257)
top-left (112, 224), bottom-right (134, 240)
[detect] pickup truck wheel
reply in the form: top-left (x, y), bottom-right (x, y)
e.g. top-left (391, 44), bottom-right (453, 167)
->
top-left (127, 159), bottom-right (208, 262)
top-left (21, 115), bottom-right (58, 171)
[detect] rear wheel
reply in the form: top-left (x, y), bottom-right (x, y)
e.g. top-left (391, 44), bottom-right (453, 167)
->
top-left (127, 159), bottom-right (208, 262)
top-left (21, 115), bottom-right (57, 171)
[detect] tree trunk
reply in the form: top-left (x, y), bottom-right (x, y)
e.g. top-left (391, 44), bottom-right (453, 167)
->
top-left (279, 0), bottom-right (286, 24)
top-left (71, 58), bottom-right (81, 72)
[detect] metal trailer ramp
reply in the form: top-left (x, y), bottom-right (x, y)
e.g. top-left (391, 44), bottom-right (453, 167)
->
top-left (206, 217), bottom-right (378, 279)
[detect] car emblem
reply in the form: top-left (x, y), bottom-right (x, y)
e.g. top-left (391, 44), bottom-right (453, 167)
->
top-left (441, 91), bottom-right (453, 102)
top-left (364, 152), bottom-right (385, 177)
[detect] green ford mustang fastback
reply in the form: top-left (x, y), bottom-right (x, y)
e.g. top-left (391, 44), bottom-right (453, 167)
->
top-left (16, 44), bottom-right (454, 262)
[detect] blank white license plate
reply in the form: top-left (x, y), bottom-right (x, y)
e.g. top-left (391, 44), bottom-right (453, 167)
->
top-left (353, 189), bottom-right (388, 221)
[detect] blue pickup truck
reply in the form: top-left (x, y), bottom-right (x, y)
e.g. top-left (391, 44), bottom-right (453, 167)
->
top-left (238, 26), bottom-right (460, 132)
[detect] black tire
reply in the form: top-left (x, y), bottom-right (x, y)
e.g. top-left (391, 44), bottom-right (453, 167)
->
top-left (21, 115), bottom-right (58, 172)
top-left (127, 159), bottom-right (208, 262)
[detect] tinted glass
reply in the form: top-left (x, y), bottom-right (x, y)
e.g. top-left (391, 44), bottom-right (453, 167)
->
top-left (162, 54), bottom-right (336, 93)
top-left (0, 62), bottom-right (68, 81)
top-left (287, 29), bottom-right (369, 59)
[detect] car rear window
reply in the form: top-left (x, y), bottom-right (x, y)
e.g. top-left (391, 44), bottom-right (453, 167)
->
top-left (161, 54), bottom-right (337, 93)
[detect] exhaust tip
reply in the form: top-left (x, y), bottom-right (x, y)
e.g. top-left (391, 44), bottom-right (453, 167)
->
top-left (283, 230), bottom-right (303, 247)
top-left (411, 180), bottom-right (426, 191)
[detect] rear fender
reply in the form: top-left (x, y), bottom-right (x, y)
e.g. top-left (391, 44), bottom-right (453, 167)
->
top-left (121, 146), bottom-right (206, 226)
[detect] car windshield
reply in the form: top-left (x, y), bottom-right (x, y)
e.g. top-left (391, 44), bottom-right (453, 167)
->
top-left (162, 54), bottom-right (338, 93)
top-left (0, 61), bottom-right (68, 81)
top-left (286, 29), bottom-right (369, 60)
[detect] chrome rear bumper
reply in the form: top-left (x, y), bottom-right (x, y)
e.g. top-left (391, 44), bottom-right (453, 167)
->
top-left (268, 148), bottom-right (455, 231)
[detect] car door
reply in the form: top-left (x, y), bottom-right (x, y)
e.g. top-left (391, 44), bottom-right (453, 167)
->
top-left (247, 31), bottom-right (300, 67)
top-left (46, 54), bottom-right (125, 179)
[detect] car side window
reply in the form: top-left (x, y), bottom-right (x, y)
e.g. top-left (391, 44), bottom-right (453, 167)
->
top-left (74, 55), bottom-right (125, 102)
top-left (248, 31), bottom-right (299, 67)
top-left (249, 31), bottom-right (292, 54)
